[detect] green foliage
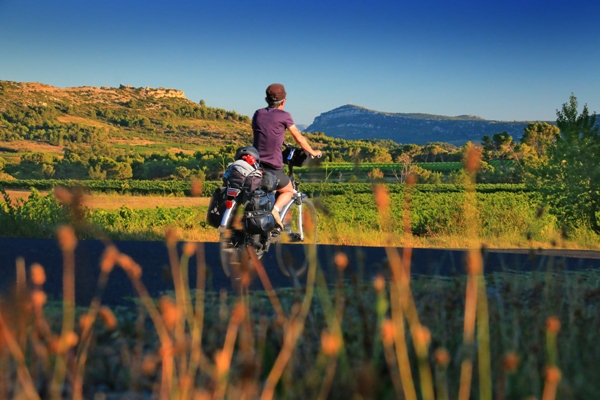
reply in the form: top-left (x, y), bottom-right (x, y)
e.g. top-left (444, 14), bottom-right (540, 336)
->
top-left (0, 188), bottom-right (70, 237)
top-left (524, 94), bottom-right (600, 233)
top-left (90, 206), bottom-right (207, 239)
top-left (318, 191), bottom-right (556, 240)
top-left (520, 122), bottom-right (560, 160)
top-left (0, 179), bottom-right (221, 196)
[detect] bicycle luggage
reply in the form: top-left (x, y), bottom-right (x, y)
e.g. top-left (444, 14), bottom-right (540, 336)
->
top-left (245, 189), bottom-right (272, 212)
top-left (206, 186), bottom-right (227, 228)
top-left (243, 210), bottom-right (275, 235)
top-left (224, 159), bottom-right (263, 192)
top-left (261, 170), bottom-right (278, 192)
top-left (282, 147), bottom-right (309, 167)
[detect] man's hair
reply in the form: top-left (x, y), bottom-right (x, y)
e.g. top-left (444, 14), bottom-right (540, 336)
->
top-left (266, 98), bottom-right (284, 108)
top-left (265, 84), bottom-right (286, 108)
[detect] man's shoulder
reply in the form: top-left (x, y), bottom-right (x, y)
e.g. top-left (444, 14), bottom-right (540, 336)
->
top-left (255, 107), bottom-right (289, 114)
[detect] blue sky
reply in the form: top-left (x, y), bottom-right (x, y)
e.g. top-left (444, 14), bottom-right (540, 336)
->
top-left (1, 0), bottom-right (599, 126)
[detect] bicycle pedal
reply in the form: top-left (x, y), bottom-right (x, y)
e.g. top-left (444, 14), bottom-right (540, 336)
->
top-left (270, 230), bottom-right (281, 243)
top-left (288, 233), bottom-right (302, 242)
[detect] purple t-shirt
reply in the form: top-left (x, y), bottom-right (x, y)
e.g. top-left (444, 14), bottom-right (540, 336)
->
top-left (252, 107), bottom-right (294, 169)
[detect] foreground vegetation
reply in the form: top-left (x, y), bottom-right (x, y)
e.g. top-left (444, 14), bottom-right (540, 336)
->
top-left (2, 184), bottom-right (598, 249)
top-left (0, 151), bottom-right (597, 399)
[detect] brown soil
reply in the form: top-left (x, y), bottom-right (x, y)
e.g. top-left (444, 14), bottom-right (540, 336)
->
top-left (56, 115), bottom-right (109, 129)
top-left (0, 141), bottom-right (64, 154)
top-left (109, 138), bottom-right (157, 146)
top-left (166, 147), bottom-right (195, 154)
top-left (2, 190), bottom-right (210, 209)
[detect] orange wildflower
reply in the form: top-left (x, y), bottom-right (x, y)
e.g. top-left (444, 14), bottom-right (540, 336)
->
top-left (30, 263), bottom-right (46, 286)
top-left (381, 319), bottom-right (395, 346)
top-left (98, 306), bottom-right (118, 330)
top-left (321, 330), bottom-right (343, 356)
top-left (373, 275), bottom-right (386, 292)
top-left (334, 251), bottom-right (349, 271)
top-left (100, 246), bottom-right (119, 273)
top-left (434, 348), bottom-right (451, 368)
top-left (183, 242), bottom-right (197, 257)
top-left (57, 225), bottom-right (77, 252)
top-left (503, 351), bottom-right (520, 373)
top-left (546, 316), bottom-right (561, 334)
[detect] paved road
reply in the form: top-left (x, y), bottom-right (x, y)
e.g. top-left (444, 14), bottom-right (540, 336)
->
top-left (1, 238), bottom-right (599, 306)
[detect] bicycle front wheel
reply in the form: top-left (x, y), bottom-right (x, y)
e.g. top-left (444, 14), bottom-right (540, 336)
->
top-left (275, 197), bottom-right (318, 277)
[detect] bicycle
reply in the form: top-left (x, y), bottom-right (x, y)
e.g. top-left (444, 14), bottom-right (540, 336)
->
top-left (218, 144), bottom-right (320, 279)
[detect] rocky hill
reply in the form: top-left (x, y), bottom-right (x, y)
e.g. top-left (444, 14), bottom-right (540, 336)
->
top-left (306, 105), bottom-right (543, 145)
top-left (0, 80), bottom-right (252, 148)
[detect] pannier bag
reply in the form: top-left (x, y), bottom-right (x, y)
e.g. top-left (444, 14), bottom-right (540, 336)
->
top-left (282, 147), bottom-right (309, 167)
top-left (206, 186), bottom-right (227, 228)
top-left (245, 189), bottom-right (272, 212)
top-left (261, 170), bottom-right (278, 192)
top-left (224, 159), bottom-right (263, 192)
top-left (243, 210), bottom-right (275, 235)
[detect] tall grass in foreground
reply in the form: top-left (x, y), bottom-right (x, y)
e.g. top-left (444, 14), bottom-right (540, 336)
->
top-left (1, 152), bottom-right (600, 399)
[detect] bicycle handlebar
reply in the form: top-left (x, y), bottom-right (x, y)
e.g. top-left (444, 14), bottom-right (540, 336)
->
top-left (283, 142), bottom-right (322, 159)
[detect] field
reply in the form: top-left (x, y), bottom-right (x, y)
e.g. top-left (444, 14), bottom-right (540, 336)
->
top-left (1, 180), bottom-right (598, 249)
top-left (0, 157), bottom-right (598, 399)
top-left (0, 182), bottom-right (598, 399)
top-left (3, 190), bottom-right (210, 209)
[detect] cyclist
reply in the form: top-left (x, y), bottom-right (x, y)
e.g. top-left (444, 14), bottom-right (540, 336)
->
top-left (252, 83), bottom-right (322, 229)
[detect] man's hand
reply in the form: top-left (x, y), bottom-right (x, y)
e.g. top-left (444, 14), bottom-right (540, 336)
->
top-left (312, 150), bottom-right (323, 158)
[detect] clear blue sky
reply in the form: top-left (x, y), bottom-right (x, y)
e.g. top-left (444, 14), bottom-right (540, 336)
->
top-left (1, 0), bottom-right (599, 126)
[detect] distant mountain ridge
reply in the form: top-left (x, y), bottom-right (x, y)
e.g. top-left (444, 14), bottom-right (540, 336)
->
top-left (306, 104), bottom-right (546, 145)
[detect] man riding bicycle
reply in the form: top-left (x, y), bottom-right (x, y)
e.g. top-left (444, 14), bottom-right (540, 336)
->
top-left (252, 83), bottom-right (322, 229)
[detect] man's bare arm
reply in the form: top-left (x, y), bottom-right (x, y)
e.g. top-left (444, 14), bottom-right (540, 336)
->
top-left (289, 125), bottom-right (322, 158)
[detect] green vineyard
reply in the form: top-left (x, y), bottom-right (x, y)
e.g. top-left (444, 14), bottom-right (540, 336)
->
top-left (295, 160), bottom-right (515, 173)
top-left (0, 179), bottom-right (528, 198)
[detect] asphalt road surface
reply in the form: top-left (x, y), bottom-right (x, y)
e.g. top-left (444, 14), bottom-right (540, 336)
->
top-left (1, 238), bottom-right (599, 306)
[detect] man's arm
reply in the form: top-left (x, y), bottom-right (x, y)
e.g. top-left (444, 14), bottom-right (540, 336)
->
top-left (289, 125), bottom-right (322, 158)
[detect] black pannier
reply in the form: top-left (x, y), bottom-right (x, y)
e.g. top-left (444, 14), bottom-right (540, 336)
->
top-left (206, 186), bottom-right (227, 228)
top-left (243, 211), bottom-right (275, 235)
top-left (261, 170), bottom-right (278, 192)
top-left (282, 147), bottom-right (309, 167)
top-left (245, 189), bottom-right (272, 212)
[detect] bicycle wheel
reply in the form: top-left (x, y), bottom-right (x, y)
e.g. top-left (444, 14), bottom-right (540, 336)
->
top-left (275, 197), bottom-right (318, 277)
top-left (219, 228), bottom-right (243, 278)
top-left (220, 224), bottom-right (268, 278)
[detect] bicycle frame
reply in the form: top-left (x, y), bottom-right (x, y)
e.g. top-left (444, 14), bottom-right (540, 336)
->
top-left (219, 187), bottom-right (242, 229)
top-left (279, 191), bottom-right (307, 240)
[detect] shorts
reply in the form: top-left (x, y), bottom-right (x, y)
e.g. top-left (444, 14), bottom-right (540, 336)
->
top-left (260, 165), bottom-right (290, 190)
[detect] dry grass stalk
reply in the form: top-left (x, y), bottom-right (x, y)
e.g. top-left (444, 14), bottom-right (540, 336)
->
top-left (434, 348), bottom-right (451, 400)
top-left (185, 243), bottom-right (209, 390)
top-left (459, 146), bottom-right (492, 400)
top-left (542, 366), bottom-right (561, 400)
top-left (376, 176), bottom-right (434, 400)
top-left (0, 306), bottom-right (40, 400)
top-left (214, 301), bottom-right (246, 399)
top-left (254, 239), bottom-right (318, 400)
top-left (250, 248), bottom-right (288, 324)
top-left (73, 246), bottom-right (118, 400)
top-left (164, 227), bottom-right (191, 381)
top-left (388, 281), bottom-right (416, 400)
top-left (50, 225), bottom-right (77, 400)
top-left (116, 252), bottom-right (175, 400)
top-left (317, 330), bottom-right (342, 400)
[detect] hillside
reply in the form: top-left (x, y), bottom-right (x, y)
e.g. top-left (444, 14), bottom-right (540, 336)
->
top-left (0, 80), bottom-right (253, 152)
top-left (306, 105), bottom-right (544, 145)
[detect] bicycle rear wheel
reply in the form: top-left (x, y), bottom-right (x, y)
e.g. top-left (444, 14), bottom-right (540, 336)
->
top-left (220, 228), bottom-right (268, 278)
top-left (219, 228), bottom-right (244, 278)
top-left (275, 197), bottom-right (318, 277)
